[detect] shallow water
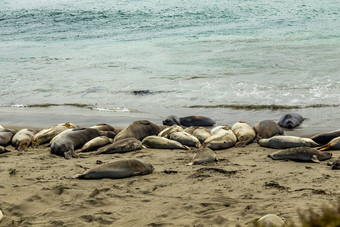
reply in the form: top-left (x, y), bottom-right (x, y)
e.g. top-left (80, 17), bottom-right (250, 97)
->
top-left (0, 0), bottom-right (339, 130)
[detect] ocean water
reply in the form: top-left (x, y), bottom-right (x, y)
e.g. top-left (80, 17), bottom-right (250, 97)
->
top-left (0, 0), bottom-right (339, 131)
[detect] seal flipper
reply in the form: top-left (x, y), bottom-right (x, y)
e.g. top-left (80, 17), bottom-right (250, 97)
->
top-left (311, 155), bottom-right (320, 163)
top-left (64, 149), bottom-right (78, 159)
top-left (318, 144), bottom-right (331, 151)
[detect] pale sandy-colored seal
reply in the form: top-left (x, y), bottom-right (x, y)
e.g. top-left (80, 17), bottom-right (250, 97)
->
top-left (95, 138), bottom-right (143, 154)
top-left (170, 131), bottom-right (201, 148)
top-left (193, 127), bottom-right (211, 143)
top-left (183, 126), bottom-right (197, 135)
top-left (278, 113), bottom-right (304, 129)
top-left (48, 128), bottom-right (74, 147)
top-left (203, 128), bottom-right (237, 150)
top-left (79, 136), bottom-right (113, 153)
top-left (268, 147), bottom-right (332, 163)
top-left (11, 128), bottom-right (38, 151)
top-left (311, 129), bottom-right (340, 145)
top-left (33, 122), bottom-right (78, 146)
top-left (258, 136), bottom-right (319, 149)
top-left (142, 136), bottom-right (189, 149)
top-left (90, 123), bottom-right (118, 138)
top-left (50, 128), bottom-right (101, 159)
top-left (73, 159), bottom-right (154, 179)
top-left (318, 136), bottom-right (340, 151)
top-left (0, 125), bottom-right (4, 130)
top-left (0, 208), bottom-right (3, 223)
top-left (114, 120), bottom-right (161, 142)
top-left (231, 121), bottom-right (256, 147)
top-left (0, 145), bottom-right (10, 154)
top-left (187, 147), bottom-right (218, 166)
top-left (163, 115), bottom-right (215, 127)
top-left (158, 125), bottom-right (183, 138)
top-left (254, 120), bottom-right (284, 140)
top-left (257, 214), bottom-right (285, 227)
top-left (0, 129), bottom-right (17, 147)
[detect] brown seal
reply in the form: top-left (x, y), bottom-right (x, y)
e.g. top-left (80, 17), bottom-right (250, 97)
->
top-left (73, 159), bottom-right (154, 179)
top-left (254, 120), bottom-right (284, 140)
top-left (95, 138), bottom-right (143, 154)
top-left (114, 120), bottom-right (161, 142)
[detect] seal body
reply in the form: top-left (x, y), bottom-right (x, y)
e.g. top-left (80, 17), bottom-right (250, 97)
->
top-left (158, 125), bottom-right (183, 138)
top-left (203, 128), bottom-right (237, 150)
top-left (0, 208), bottom-right (3, 223)
top-left (73, 159), bottom-right (154, 179)
top-left (258, 136), bottom-right (319, 149)
top-left (268, 147), bottom-right (332, 163)
top-left (114, 120), bottom-right (161, 142)
top-left (11, 128), bottom-right (38, 151)
top-left (0, 145), bottom-right (10, 154)
top-left (50, 128), bottom-right (101, 159)
top-left (33, 122), bottom-right (77, 146)
top-left (231, 121), bottom-right (256, 147)
top-left (318, 136), bottom-right (340, 151)
top-left (311, 129), bottom-right (340, 145)
top-left (187, 147), bottom-right (218, 165)
top-left (278, 113), bottom-right (304, 129)
top-left (142, 136), bottom-right (189, 149)
top-left (163, 115), bottom-right (215, 127)
top-left (80, 136), bottom-right (113, 152)
top-left (170, 131), bottom-right (201, 147)
top-left (257, 214), bottom-right (285, 227)
top-left (95, 138), bottom-right (143, 154)
top-left (0, 129), bottom-right (17, 147)
top-left (254, 120), bottom-right (284, 140)
top-left (193, 127), bottom-right (211, 143)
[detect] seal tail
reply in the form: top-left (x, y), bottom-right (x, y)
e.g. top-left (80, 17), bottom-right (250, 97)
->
top-left (318, 144), bottom-right (331, 151)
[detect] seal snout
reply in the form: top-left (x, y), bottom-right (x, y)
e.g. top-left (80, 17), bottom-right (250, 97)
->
top-left (286, 121), bottom-right (294, 129)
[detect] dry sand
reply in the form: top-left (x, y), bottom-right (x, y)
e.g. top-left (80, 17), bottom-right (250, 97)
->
top-left (0, 140), bottom-right (339, 226)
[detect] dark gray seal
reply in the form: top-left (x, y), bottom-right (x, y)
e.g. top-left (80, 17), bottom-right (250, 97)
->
top-left (331, 159), bottom-right (340, 170)
top-left (268, 147), bottom-right (332, 163)
top-left (50, 128), bottom-right (102, 159)
top-left (254, 120), bottom-right (284, 140)
top-left (163, 115), bottom-right (215, 127)
top-left (0, 145), bottom-right (10, 154)
top-left (0, 129), bottom-right (17, 147)
top-left (318, 136), bottom-right (340, 151)
top-left (73, 159), bottom-right (154, 179)
top-left (311, 129), bottom-right (340, 145)
top-left (278, 113), bottom-right (304, 129)
top-left (114, 120), bottom-right (161, 142)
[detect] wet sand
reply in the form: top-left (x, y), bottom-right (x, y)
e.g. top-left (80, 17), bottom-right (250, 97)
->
top-left (0, 140), bottom-right (339, 226)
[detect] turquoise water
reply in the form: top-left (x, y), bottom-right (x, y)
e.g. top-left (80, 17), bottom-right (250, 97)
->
top-left (0, 0), bottom-right (339, 128)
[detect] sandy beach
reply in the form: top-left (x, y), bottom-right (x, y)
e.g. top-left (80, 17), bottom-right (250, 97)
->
top-left (0, 127), bottom-right (339, 227)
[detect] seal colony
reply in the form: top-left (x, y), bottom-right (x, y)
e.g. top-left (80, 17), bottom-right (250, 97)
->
top-left (0, 113), bottom-right (339, 226)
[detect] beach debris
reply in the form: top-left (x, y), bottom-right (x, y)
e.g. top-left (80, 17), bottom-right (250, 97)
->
top-left (268, 147), bottom-right (332, 163)
top-left (73, 159), bottom-right (154, 179)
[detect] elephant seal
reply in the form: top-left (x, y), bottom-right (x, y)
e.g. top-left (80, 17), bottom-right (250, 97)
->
top-left (95, 138), bottom-right (143, 154)
top-left (48, 128), bottom-right (73, 147)
top-left (50, 128), bottom-right (101, 159)
top-left (0, 208), bottom-right (3, 223)
top-left (33, 122), bottom-right (77, 146)
top-left (203, 128), bottom-right (237, 150)
top-left (231, 121), bottom-right (256, 147)
top-left (278, 113), bottom-right (304, 129)
top-left (318, 136), bottom-right (340, 151)
top-left (0, 125), bottom-right (4, 130)
top-left (90, 123), bottom-right (115, 131)
top-left (79, 136), bottom-right (113, 153)
top-left (73, 159), bottom-right (154, 179)
top-left (187, 147), bottom-right (218, 165)
top-left (0, 129), bottom-right (17, 147)
top-left (257, 214), bottom-right (285, 227)
top-left (11, 128), bottom-right (38, 151)
top-left (158, 125), bottom-right (183, 138)
top-left (258, 136), bottom-right (319, 149)
top-left (311, 129), bottom-right (340, 145)
top-left (114, 120), bottom-right (161, 142)
top-left (183, 126), bottom-right (197, 135)
top-left (0, 145), bottom-right (10, 154)
top-left (254, 120), bottom-right (284, 140)
top-left (268, 147), bottom-right (332, 163)
top-left (170, 131), bottom-right (201, 147)
top-left (142, 136), bottom-right (189, 149)
top-left (331, 159), bottom-right (340, 170)
top-left (193, 127), bottom-right (211, 143)
top-left (163, 115), bottom-right (215, 127)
